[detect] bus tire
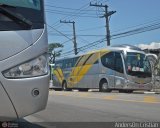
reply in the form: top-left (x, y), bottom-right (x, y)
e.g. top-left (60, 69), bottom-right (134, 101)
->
top-left (120, 90), bottom-right (133, 93)
top-left (99, 80), bottom-right (111, 92)
top-left (126, 90), bottom-right (133, 93)
top-left (62, 81), bottom-right (72, 91)
top-left (78, 88), bottom-right (89, 92)
top-left (54, 88), bottom-right (62, 91)
top-left (119, 89), bottom-right (125, 93)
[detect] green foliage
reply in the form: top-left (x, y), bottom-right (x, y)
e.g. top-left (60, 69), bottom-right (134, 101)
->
top-left (48, 43), bottom-right (63, 54)
top-left (48, 43), bottom-right (63, 63)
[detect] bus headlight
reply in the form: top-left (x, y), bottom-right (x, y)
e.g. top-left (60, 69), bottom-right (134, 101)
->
top-left (3, 54), bottom-right (48, 78)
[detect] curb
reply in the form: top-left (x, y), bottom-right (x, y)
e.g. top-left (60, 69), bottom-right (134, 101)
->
top-left (133, 91), bottom-right (160, 94)
top-left (144, 91), bottom-right (160, 94)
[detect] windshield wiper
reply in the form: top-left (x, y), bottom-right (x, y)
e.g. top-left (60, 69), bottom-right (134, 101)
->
top-left (0, 4), bottom-right (32, 29)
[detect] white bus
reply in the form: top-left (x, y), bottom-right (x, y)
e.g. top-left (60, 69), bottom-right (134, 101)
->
top-left (0, 0), bottom-right (49, 121)
top-left (53, 45), bottom-right (152, 93)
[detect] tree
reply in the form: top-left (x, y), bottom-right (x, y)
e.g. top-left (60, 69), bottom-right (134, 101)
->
top-left (48, 43), bottom-right (63, 63)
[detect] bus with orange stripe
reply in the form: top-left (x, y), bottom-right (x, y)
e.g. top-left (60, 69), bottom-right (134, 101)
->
top-left (52, 45), bottom-right (152, 93)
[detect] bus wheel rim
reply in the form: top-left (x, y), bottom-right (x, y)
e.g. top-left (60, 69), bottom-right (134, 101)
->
top-left (102, 83), bottom-right (107, 90)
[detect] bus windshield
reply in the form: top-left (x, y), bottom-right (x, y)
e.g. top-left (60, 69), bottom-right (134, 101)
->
top-left (0, 0), bottom-right (44, 30)
top-left (126, 52), bottom-right (152, 77)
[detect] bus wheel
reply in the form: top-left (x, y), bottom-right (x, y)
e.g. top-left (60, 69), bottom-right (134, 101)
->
top-left (54, 88), bottom-right (62, 91)
top-left (126, 90), bottom-right (133, 93)
top-left (78, 88), bottom-right (89, 92)
top-left (99, 80), bottom-right (111, 92)
top-left (119, 90), bottom-right (133, 93)
top-left (119, 90), bottom-right (125, 93)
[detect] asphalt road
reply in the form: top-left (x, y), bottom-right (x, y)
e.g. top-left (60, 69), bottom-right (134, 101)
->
top-left (22, 90), bottom-right (160, 128)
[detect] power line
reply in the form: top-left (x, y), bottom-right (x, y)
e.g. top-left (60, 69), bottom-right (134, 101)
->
top-left (45, 9), bottom-right (99, 16)
top-left (46, 1), bottom-right (160, 57)
top-left (48, 18), bottom-right (160, 38)
top-left (111, 18), bottom-right (160, 33)
top-left (60, 21), bottom-right (160, 57)
top-left (46, 0), bottom-right (111, 31)
top-left (61, 38), bottom-right (106, 56)
top-left (60, 20), bottom-right (78, 55)
top-left (111, 22), bottom-right (160, 38)
top-left (45, 10), bottom-right (99, 18)
top-left (48, 33), bottom-right (105, 37)
top-left (47, 24), bottom-right (72, 40)
top-left (48, 19), bottom-right (160, 56)
top-left (90, 2), bottom-right (116, 46)
top-left (48, 25), bottom-right (104, 33)
top-left (45, 5), bottom-right (96, 12)
top-left (48, 0), bottom-right (98, 28)
top-left (77, 25), bottom-right (105, 32)
top-left (61, 39), bottom-right (73, 45)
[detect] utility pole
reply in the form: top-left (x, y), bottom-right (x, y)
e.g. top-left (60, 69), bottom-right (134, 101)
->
top-left (60, 20), bottom-right (78, 55)
top-left (90, 2), bottom-right (116, 46)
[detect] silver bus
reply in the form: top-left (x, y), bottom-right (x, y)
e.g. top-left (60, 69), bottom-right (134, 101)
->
top-left (53, 45), bottom-right (152, 92)
top-left (0, 0), bottom-right (49, 121)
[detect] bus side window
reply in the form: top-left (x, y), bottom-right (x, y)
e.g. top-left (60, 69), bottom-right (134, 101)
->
top-left (68, 59), bottom-right (73, 68)
top-left (55, 61), bottom-right (59, 68)
top-left (101, 52), bottom-right (115, 70)
top-left (85, 53), bottom-right (99, 65)
top-left (115, 53), bottom-right (124, 73)
top-left (55, 61), bottom-right (62, 68)
top-left (64, 58), bottom-right (74, 68)
top-left (64, 59), bottom-right (69, 68)
top-left (62, 59), bottom-right (66, 69)
top-left (70, 58), bottom-right (75, 67)
top-left (78, 55), bottom-right (90, 66)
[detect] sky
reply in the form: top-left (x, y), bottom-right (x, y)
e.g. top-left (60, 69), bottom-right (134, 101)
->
top-left (45, 0), bottom-right (160, 57)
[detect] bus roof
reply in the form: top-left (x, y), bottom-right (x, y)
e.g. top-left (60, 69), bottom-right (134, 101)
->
top-left (112, 44), bottom-right (143, 51)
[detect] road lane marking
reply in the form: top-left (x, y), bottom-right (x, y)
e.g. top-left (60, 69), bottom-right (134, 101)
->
top-left (143, 96), bottom-right (159, 103)
top-left (78, 93), bottom-right (90, 97)
top-left (50, 91), bottom-right (160, 104)
top-left (56, 94), bottom-right (160, 104)
top-left (49, 91), bottom-right (71, 96)
top-left (108, 99), bottom-right (160, 104)
top-left (103, 95), bottom-right (117, 100)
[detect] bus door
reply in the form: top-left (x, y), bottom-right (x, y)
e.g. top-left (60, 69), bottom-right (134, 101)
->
top-left (114, 52), bottom-right (125, 89)
top-left (101, 52), bottom-right (115, 88)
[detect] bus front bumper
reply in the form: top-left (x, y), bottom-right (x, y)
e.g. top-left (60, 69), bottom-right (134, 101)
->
top-left (0, 74), bottom-right (49, 121)
top-left (124, 81), bottom-right (153, 91)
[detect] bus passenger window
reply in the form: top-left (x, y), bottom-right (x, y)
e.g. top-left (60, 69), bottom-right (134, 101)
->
top-left (101, 52), bottom-right (114, 70)
top-left (55, 61), bottom-right (63, 68)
